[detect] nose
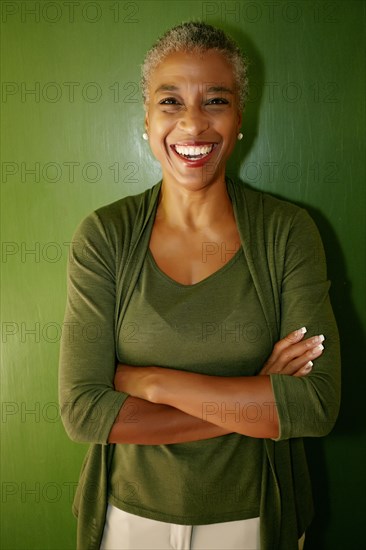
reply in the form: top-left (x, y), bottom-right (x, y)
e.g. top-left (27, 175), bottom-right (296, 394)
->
top-left (177, 105), bottom-right (209, 135)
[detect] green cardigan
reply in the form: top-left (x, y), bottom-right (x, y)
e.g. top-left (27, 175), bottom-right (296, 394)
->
top-left (59, 178), bottom-right (341, 549)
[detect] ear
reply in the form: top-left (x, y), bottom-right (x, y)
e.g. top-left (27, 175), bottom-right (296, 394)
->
top-left (144, 111), bottom-right (149, 132)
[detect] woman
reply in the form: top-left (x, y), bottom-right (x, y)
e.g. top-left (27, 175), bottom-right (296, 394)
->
top-left (59, 22), bottom-right (341, 550)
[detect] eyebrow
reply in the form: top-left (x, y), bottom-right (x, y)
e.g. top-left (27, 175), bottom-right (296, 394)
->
top-left (206, 86), bottom-right (234, 94)
top-left (154, 85), bottom-right (179, 94)
top-left (154, 84), bottom-right (234, 95)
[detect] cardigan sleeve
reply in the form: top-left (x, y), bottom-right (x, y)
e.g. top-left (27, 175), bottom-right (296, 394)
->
top-left (58, 212), bottom-right (129, 444)
top-left (269, 208), bottom-right (341, 441)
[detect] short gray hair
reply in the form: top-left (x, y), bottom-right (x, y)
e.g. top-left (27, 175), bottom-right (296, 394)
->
top-left (141, 21), bottom-right (249, 111)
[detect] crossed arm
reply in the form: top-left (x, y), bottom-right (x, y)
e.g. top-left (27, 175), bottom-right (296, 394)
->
top-left (108, 328), bottom-right (324, 444)
top-left (60, 207), bottom-right (339, 446)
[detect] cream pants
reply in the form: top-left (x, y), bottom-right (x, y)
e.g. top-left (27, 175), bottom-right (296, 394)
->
top-left (100, 504), bottom-right (306, 550)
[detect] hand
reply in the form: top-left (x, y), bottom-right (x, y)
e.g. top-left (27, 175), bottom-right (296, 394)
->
top-left (260, 327), bottom-right (325, 377)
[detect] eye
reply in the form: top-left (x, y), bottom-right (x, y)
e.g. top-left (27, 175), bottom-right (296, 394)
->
top-left (206, 97), bottom-right (229, 105)
top-left (159, 97), bottom-right (181, 105)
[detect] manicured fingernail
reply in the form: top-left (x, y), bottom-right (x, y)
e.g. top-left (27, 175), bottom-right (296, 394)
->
top-left (304, 361), bottom-right (313, 371)
top-left (314, 344), bottom-right (324, 352)
top-left (311, 334), bottom-right (325, 345)
top-left (297, 327), bottom-right (307, 335)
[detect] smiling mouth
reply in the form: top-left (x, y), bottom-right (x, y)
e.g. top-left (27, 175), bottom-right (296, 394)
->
top-left (171, 143), bottom-right (217, 160)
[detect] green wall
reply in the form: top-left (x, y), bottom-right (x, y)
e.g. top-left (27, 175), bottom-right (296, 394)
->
top-left (1, 1), bottom-right (365, 548)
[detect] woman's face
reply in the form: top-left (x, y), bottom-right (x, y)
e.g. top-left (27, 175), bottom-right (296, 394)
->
top-left (144, 49), bottom-right (242, 192)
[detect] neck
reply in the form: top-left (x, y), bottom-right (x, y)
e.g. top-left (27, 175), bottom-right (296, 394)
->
top-left (156, 176), bottom-right (234, 231)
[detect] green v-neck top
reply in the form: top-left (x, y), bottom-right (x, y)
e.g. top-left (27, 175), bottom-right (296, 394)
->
top-left (109, 245), bottom-right (272, 524)
top-left (59, 179), bottom-right (341, 549)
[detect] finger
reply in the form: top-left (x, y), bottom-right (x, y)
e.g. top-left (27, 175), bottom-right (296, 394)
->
top-left (280, 343), bottom-right (325, 375)
top-left (262, 338), bottom-right (325, 375)
top-left (260, 331), bottom-right (324, 375)
top-left (293, 361), bottom-right (313, 377)
top-left (265, 327), bottom-right (307, 366)
top-left (271, 336), bottom-right (325, 372)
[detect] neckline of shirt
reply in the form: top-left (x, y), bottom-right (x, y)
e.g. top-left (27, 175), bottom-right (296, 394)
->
top-left (146, 246), bottom-right (243, 289)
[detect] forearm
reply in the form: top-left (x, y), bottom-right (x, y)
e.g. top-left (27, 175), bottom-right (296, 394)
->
top-left (142, 368), bottom-right (279, 439)
top-left (107, 395), bottom-right (232, 445)
top-left (113, 326), bottom-right (331, 442)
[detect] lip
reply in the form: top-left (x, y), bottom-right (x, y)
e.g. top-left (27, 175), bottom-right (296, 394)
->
top-left (169, 142), bottom-right (219, 168)
top-left (172, 141), bottom-right (218, 146)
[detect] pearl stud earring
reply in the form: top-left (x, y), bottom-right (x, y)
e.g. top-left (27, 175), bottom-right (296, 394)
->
top-left (237, 132), bottom-right (243, 141)
top-left (142, 132), bottom-right (148, 140)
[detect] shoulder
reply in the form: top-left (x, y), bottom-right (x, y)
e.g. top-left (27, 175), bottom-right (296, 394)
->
top-left (258, 189), bottom-right (314, 238)
top-left (95, 182), bottom-right (160, 228)
top-left (228, 180), bottom-right (324, 264)
top-left (73, 182), bottom-right (161, 244)
top-left (229, 179), bottom-right (312, 232)
top-left (243, 184), bottom-right (305, 221)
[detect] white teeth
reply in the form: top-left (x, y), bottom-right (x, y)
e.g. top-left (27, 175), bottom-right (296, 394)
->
top-left (174, 144), bottom-right (214, 157)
